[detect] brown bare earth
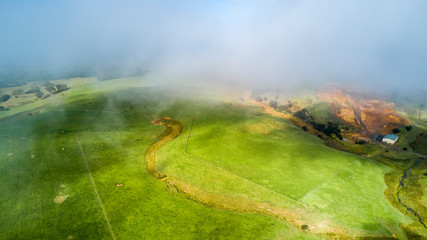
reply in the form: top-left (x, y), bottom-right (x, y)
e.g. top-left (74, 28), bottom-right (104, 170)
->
top-left (318, 88), bottom-right (411, 136)
top-left (151, 117), bottom-right (172, 125)
top-left (354, 100), bottom-right (411, 134)
top-left (54, 194), bottom-right (69, 204)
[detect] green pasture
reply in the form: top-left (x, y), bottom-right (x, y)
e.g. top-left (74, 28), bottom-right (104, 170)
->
top-left (0, 79), bottom-right (318, 239)
top-left (1, 77), bottom-right (421, 239)
top-left (157, 99), bottom-right (411, 237)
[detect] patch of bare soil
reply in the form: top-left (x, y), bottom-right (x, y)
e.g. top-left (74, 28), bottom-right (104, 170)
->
top-left (318, 88), bottom-right (411, 135)
top-left (54, 194), bottom-right (70, 204)
top-left (151, 117), bottom-right (172, 125)
top-left (354, 100), bottom-right (411, 135)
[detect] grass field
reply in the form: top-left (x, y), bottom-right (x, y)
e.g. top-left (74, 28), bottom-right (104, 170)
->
top-left (0, 77), bottom-right (419, 239)
top-left (156, 99), bottom-right (410, 238)
top-left (0, 78), bottom-right (319, 239)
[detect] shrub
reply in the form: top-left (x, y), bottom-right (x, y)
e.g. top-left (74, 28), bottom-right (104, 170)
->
top-left (392, 128), bottom-right (400, 134)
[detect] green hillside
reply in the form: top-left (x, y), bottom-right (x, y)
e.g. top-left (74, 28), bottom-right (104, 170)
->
top-left (0, 77), bottom-right (419, 239)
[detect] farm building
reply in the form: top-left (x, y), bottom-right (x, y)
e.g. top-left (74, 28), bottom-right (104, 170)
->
top-left (382, 134), bottom-right (398, 145)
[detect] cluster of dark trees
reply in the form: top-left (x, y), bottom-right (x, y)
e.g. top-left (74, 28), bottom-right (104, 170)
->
top-left (21, 83), bottom-right (69, 99)
top-left (0, 94), bottom-right (10, 111)
top-left (43, 82), bottom-right (69, 94)
top-left (391, 125), bottom-right (412, 135)
top-left (251, 94), bottom-right (283, 110)
top-left (1, 94), bottom-right (10, 102)
top-left (25, 87), bottom-right (43, 98)
top-left (277, 101), bottom-right (293, 113)
top-left (294, 108), bottom-right (343, 140)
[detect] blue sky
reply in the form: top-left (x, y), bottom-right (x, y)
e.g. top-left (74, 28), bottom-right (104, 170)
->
top-left (0, 0), bottom-right (426, 90)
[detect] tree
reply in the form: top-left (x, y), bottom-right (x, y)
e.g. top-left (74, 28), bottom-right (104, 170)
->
top-left (55, 84), bottom-right (69, 93)
top-left (1, 94), bottom-right (10, 102)
top-left (294, 109), bottom-right (313, 122)
top-left (269, 100), bottom-right (278, 109)
top-left (392, 128), bottom-right (400, 134)
top-left (278, 105), bottom-right (289, 113)
top-left (43, 82), bottom-right (56, 94)
top-left (35, 89), bottom-right (43, 99)
top-left (405, 125), bottom-right (413, 131)
top-left (254, 96), bottom-right (262, 102)
top-left (302, 126), bottom-right (308, 131)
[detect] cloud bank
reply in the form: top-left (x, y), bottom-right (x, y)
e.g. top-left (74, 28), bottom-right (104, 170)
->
top-left (0, 0), bottom-right (426, 90)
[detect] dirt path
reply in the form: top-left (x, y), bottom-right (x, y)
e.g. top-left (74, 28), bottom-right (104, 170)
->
top-left (144, 117), bottom-right (400, 240)
top-left (351, 105), bottom-right (370, 137)
top-left (144, 118), bottom-right (182, 179)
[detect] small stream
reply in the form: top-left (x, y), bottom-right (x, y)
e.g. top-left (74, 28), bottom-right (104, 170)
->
top-left (396, 158), bottom-right (426, 228)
